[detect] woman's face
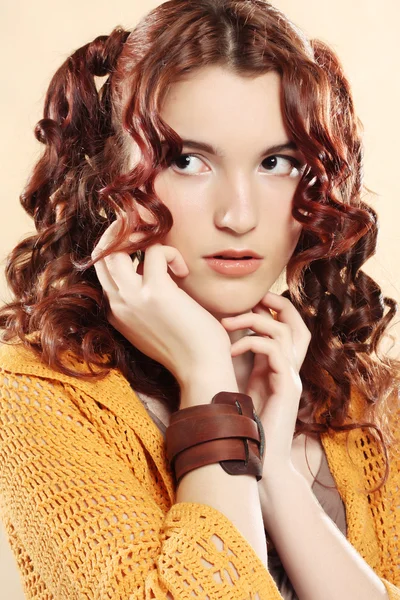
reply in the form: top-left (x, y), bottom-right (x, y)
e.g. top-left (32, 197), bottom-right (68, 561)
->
top-left (142, 66), bottom-right (305, 319)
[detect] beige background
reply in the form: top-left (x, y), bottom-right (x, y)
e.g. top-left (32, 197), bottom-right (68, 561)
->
top-left (1, 1), bottom-right (399, 597)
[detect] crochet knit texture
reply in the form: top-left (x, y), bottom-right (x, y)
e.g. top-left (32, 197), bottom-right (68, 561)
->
top-left (0, 342), bottom-right (399, 599)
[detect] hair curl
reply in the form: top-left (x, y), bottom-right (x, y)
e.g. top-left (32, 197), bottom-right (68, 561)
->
top-left (1, 0), bottom-right (399, 494)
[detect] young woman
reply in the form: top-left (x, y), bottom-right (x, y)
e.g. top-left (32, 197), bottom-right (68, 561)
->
top-left (0, 1), bottom-right (399, 598)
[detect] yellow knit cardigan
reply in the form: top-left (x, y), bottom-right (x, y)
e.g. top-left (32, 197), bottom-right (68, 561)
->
top-left (0, 342), bottom-right (398, 599)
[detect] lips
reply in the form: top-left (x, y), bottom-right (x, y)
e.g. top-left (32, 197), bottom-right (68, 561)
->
top-left (204, 256), bottom-right (262, 275)
top-left (205, 248), bottom-right (262, 259)
top-left (214, 256), bottom-right (252, 260)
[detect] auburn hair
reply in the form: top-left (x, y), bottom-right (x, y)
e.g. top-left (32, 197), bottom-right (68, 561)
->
top-left (1, 0), bottom-right (399, 493)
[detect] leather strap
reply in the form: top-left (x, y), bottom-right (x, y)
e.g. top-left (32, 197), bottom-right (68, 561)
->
top-left (166, 411), bottom-right (260, 460)
top-left (166, 391), bottom-right (265, 484)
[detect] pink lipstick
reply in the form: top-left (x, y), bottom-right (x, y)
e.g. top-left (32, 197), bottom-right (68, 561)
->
top-left (204, 257), bottom-right (262, 276)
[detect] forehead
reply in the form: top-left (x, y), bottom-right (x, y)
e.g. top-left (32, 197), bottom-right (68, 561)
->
top-left (160, 66), bottom-right (286, 143)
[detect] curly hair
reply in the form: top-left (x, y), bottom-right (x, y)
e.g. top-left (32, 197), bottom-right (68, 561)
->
top-left (1, 0), bottom-right (399, 493)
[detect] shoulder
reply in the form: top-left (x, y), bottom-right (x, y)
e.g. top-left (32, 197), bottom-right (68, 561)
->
top-left (0, 341), bottom-right (131, 403)
top-left (0, 341), bottom-right (154, 458)
top-left (0, 341), bottom-right (58, 378)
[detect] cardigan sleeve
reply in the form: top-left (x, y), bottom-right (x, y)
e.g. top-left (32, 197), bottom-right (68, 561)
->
top-left (0, 369), bottom-right (283, 600)
top-left (373, 399), bottom-right (400, 600)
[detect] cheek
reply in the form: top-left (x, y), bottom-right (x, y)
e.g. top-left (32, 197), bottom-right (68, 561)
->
top-left (154, 172), bottom-right (209, 224)
top-left (285, 215), bottom-right (303, 252)
top-left (289, 222), bottom-right (303, 257)
top-left (153, 172), bottom-right (187, 218)
top-left (152, 174), bottom-right (195, 245)
top-left (262, 189), bottom-right (300, 230)
top-left (261, 197), bottom-right (303, 259)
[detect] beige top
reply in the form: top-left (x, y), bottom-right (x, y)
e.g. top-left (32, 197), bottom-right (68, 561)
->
top-left (141, 395), bottom-right (347, 600)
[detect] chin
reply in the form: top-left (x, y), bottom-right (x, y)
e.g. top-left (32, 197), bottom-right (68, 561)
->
top-left (206, 304), bottom-right (257, 321)
top-left (183, 280), bottom-right (269, 319)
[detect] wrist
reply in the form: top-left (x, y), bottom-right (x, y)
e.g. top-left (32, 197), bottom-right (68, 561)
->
top-left (258, 461), bottom-right (303, 510)
top-left (258, 464), bottom-right (313, 535)
top-left (168, 390), bottom-right (264, 485)
top-left (178, 364), bottom-right (238, 408)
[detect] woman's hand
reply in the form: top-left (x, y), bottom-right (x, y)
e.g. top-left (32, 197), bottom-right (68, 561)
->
top-left (91, 217), bottom-right (232, 388)
top-left (220, 291), bottom-right (311, 483)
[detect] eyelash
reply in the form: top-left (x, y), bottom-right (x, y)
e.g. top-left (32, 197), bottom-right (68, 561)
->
top-left (169, 153), bottom-right (303, 173)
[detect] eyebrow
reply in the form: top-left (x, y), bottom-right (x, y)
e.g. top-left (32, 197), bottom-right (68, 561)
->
top-left (161, 138), bottom-right (298, 158)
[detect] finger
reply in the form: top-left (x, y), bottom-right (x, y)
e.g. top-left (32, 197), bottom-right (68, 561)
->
top-left (92, 216), bottom-right (125, 256)
top-left (92, 215), bottom-right (144, 259)
top-left (104, 251), bottom-right (143, 293)
top-left (230, 336), bottom-right (283, 374)
top-left (91, 218), bottom-right (144, 292)
top-left (91, 222), bottom-right (124, 295)
top-left (257, 292), bottom-right (311, 351)
top-left (141, 244), bottom-right (189, 284)
top-left (231, 336), bottom-right (303, 409)
top-left (92, 254), bottom-right (119, 294)
top-left (222, 312), bottom-right (295, 364)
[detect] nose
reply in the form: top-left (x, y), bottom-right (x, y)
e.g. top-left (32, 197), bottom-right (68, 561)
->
top-left (214, 173), bottom-right (258, 234)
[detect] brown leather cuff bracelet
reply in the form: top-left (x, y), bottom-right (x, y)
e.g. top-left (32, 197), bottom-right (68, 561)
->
top-left (166, 391), bottom-right (265, 485)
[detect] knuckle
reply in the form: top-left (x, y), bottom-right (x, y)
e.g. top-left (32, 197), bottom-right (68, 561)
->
top-left (139, 284), bottom-right (159, 307)
top-left (280, 322), bottom-right (291, 336)
top-left (119, 287), bottom-right (137, 305)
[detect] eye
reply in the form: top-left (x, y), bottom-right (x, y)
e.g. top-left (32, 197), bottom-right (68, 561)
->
top-left (169, 154), bottom-right (206, 175)
top-left (169, 153), bottom-right (305, 177)
top-left (261, 155), bottom-right (304, 178)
